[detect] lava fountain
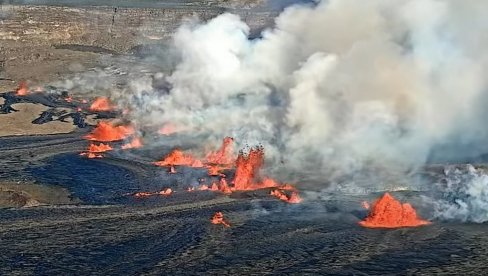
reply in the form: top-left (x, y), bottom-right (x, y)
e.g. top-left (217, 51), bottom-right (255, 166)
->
top-left (359, 193), bottom-right (431, 229)
top-left (153, 149), bottom-right (203, 168)
top-left (233, 146), bottom-right (267, 190)
top-left (84, 121), bottom-right (135, 142)
top-left (89, 97), bottom-right (116, 112)
top-left (206, 137), bottom-right (235, 166)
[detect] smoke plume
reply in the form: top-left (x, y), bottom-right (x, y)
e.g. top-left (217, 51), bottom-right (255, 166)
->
top-left (45, 0), bottom-right (473, 200)
top-left (118, 0), bottom-right (486, 185)
top-left (433, 165), bottom-right (488, 223)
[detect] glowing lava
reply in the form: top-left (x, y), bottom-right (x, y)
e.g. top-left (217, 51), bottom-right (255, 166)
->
top-left (88, 143), bottom-right (113, 153)
top-left (84, 121), bottom-right (134, 142)
top-left (90, 97), bottom-right (115, 112)
top-left (211, 212), bottom-right (230, 228)
top-left (233, 146), bottom-right (266, 190)
top-left (121, 137), bottom-right (143, 149)
top-left (158, 188), bottom-right (173, 196)
top-left (153, 149), bottom-right (203, 168)
top-left (134, 188), bottom-right (173, 198)
top-left (207, 165), bottom-right (226, 177)
top-left (359, 193), bottom-right (431, 229)
top-left (16, 81), bottom-right (28, 96)
top-left (82, 153), bottom-right (103, 159)
top-left (80, 143), bottom-right (112, 158)
top-left (206, 137), bottom-right (235, 166)
top-left (270, 189), bottom-right (302, 204)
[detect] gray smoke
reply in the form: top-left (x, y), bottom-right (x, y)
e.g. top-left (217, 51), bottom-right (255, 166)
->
top-left (119, 0), bottom-right (488, 189)
top-left (433, 165), bottom-right (488, 223)
top-left (44, 0), bottom-right (488, 221)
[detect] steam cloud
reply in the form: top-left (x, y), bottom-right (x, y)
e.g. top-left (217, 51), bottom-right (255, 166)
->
top-left (433, 165), bottom-right (488, 223)
top-left (55, 0), bottom-right (488, 220)
top-left (122, 0), bottom-right (487, 177)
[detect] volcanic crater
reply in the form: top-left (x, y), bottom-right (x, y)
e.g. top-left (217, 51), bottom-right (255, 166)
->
top-left (1, 1), bottom-right (488, 275)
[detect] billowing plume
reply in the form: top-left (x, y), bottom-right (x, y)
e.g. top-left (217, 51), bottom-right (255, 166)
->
top-left (116, 0), bottom-right (487, 190)
top-left (433, 165), bottom-right (488, 223)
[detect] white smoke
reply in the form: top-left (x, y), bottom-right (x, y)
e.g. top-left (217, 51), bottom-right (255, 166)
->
top-left (117, 0), bottom-right (488, 189)
top-left (433, 165), bottom-right (488, 223)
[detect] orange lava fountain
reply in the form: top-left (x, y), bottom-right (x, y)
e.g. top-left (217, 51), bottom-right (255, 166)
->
top-left (206, 137), bottom-right (235, 165)
top-left (121, 137), bottom-right (143, 149)
top-left (233, 146), bottom-right (266, 190)
top-left (205, 137), bottom-right (235, 176)
top-left (80, 142), bottom-right (112, 158)
top-left (359, 193), bottom-right (431, 229)
top-left (88, 143), bottom-right (113, 153)
top-left (84, 121), bottom-right (134, 142)
top-left (16, 81), bottom-right (28, 96)
top-left (90, 97), bottom-right (115, 111)
top-left (153, 149), bottom-right (203, 168)
top-left (211, 212), bottom-right (230, 227)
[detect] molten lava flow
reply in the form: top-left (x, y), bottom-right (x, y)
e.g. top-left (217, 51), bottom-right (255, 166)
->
top-left (133, 188), bottom-right (173, 198)
top-left (199, 184), bottom-right (209, 191)
top-left (287, 191), bottom-right (302, 204)
top-left (88, 143), bottom-right (113, 153)
top-left (16, 81), bottom-right (28, 96)
top-left (270, 189), bottom-right (302, 204)
top-left (270, 189), bottom-right (289, 201)
top-left (206, 137), bottom-right (235, 166)
top-left (260, 178), bottom-right (280, 189)
top-left (84, 121), bottom-right (134, 142)
top-left (79, 152), bottom-right (103, 159)
top-left (134, 192), bottom-right (153, 198)
top-left (280, 183), bottom-right (297, 191)
top-left (80, 143), bottom-right (112, 158)
top-left (158, 188), bottom-right (173, 196)
top-left (359, 193), bottom-right (431, 229)
top-left (121, 137), bottom-right (143, 149)
top-left (90, 97), bottom-right (115, 112)
top-left (233, 146), bottom-right (265, 190)
top-left (211, 212), bottom-right (230, 228)
top-left (153, 149), bottom-right (203, 168)
top-left (219, 178), bottom-right (232, 194)
top-left (207, 165), bottom-right (226, 177)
